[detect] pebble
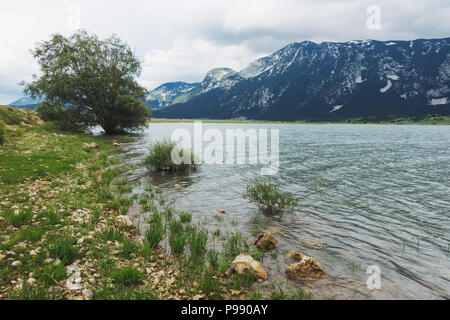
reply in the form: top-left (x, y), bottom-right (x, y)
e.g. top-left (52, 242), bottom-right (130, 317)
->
top-left (27, 278), bottom-right (36, 286)
top-left (82, 289), bottom-right (93, 300)
top-left (11, 261), bottom-right (22, 267)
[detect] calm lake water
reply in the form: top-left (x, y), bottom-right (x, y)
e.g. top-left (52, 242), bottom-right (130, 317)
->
top-left (121, 123), bottom-right (450, 300)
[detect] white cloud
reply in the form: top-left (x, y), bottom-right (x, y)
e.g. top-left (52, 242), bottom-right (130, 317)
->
top-left (0, 0), bottom-right (449, 103)
top-left (140, 38), bottom-right (263, 89)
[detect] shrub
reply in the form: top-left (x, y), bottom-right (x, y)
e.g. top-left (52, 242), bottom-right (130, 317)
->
top-left (0, 119), bottom-right (6, 145)
top-left (243, 178), bottom-right (298, 214)
top-left (143, 140), bottom-right (197, 172)
top-left (112, 267), bottom-right (144, 286)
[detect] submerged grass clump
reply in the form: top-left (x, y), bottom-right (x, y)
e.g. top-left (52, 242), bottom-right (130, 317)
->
top-left (179, 211), bottom-right (192, 223)
top-left (243, 178), bottom-right (298, 214)
top-left (144, 211), bottom-right (165, 248)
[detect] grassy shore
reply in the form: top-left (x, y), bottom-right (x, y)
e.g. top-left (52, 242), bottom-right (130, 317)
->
top-left (0, 107), bottom-right (312, 300)
top-left (150, 115), bottom-right (450, 125)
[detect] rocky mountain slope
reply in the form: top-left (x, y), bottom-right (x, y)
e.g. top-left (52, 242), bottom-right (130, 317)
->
top-left (154, 38), bottom-right (450, 121)
top-left (147, 81), bottom-right (199, 109)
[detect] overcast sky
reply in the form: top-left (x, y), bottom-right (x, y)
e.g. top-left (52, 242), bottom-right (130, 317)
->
top-left (0, 0), bottom-right (449, 104)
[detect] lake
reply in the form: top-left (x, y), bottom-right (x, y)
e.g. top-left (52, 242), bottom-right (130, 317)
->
top-left (120, 123), bottom-right (450, 299)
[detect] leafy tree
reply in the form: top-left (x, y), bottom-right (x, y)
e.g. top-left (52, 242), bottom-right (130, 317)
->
top-left (24, 30), bottom-right (150, 133)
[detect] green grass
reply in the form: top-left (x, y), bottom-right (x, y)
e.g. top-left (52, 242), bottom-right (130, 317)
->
top-left (0, 125), bottom-right (110, 184)
top-left (169, 231), bottom-right (187, 254)
top-left (94, 282), bottom-right (159, 300)
top-left (144, 212), bottom-right (165, 248)
top-left (100, 228), bottom-right (125, 242)
top-left (118, 240), bottom-right (140, 259)
top-left (179, 212), bottom-right (192, 223)
top-left (8, 208), bottom-right (33, 227)
top-left (15, 226), bottom-right (44, 242)
top-left (47, 237), bottom-right (81, 266)
top-left (0, 106), bottom-right (40, 125)
top-left (112, 267), bottom-right (144, 287)
top-left (44, 209), bottom-right (61, 225)
top-left (189, 228), bottom-right (208, 261)
top-left (36, 263), bottom-right (67, 286)
top-left (0, 119), bottom-right (5, 145)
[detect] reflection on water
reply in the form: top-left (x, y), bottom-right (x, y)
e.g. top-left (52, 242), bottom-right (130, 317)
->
top-left (121, 123), bottom-right (450, 300)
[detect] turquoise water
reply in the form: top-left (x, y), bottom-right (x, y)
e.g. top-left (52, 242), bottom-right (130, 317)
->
top-left (123, 123), bottom-right (450, 299)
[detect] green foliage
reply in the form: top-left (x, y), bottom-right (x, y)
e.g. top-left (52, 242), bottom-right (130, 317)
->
top-left (44, 209), bottom-right (61, 225)
top-left (36, 103), bottom-right (85, 131)
top-left (189, 228), bottom-right (208, 261)
top-left (36, 264), bottom-right (67, 286)
top-left (112, 267), bottom-right (144, 286)
top-left (100, 228), bottom-right (125, 242)
top-left (47, 237), bottom-right (80, 265)
top-left (207, 249), bottom-right (219, 269)
top-left (0, 119), bottom-right (6, 145)
top-left (269, 285), bottom-right (313, 300)
top-left (143, 140), bottom-right (197, 172)
top-left (198, 269), bottom-right (220, 298)
top-left (8, 208), bottom-right (32, 227)
top-left (94, 282), bottom-right (159, 300)
top-left (144, 212), bottom-right (164, 248)
top-left (24, 30), bottom-right (150, 133)
top-left (0, 128), bottom-right (105, 185)
top-left (0, 106), bottom-right (39, 125)
top-left (168, 219), bottom-right (183, 234)
top-left (179, 212), bottom-right (192, 223)
top-left (12, 283), bottom-right (58, 300)
top-left (230, 270), bottom-right (257, 290)
top-left (118, 240), bottom-right (140, 258)
top-left (169, 231), bottom-right (187, 254)
top-left (16, 226), bottom-right (44, 242)
top-left (243, 178), bottom-right (298, 213)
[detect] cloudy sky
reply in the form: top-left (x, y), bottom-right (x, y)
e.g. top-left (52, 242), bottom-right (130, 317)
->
top-left (0, 0), bottom-right (449, 104)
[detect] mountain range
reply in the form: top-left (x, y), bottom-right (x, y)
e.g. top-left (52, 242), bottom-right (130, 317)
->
top-left (10, 37), bottom-right (450, 121)
top-left (152, 37), bottom-right (450, 121)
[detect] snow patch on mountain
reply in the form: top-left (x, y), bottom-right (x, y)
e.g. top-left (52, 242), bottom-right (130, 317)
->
top-left (387, 74), bottom-right (399, 80)
top-left (330, 105), bottom-right (343, 113)
top-left (380, 80), bottom-right (392, 93)
top-left (429, 97), bottom-right (448, 105)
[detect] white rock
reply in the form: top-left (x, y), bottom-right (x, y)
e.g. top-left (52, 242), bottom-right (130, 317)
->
top-left (115, 215), bottom-right (133, 228)
top-left (27, 278), bottom-right (37, 286)
top-left (11, 261), bottom-right (22, 267)
top-left (82, 289), bottom-right (94, 300)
